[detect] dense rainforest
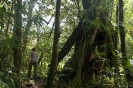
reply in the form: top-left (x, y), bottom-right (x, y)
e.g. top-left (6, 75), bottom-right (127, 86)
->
top-left (0, 0), bottom-right (133, 88)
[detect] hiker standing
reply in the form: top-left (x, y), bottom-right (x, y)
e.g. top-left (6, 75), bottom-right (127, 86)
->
top-left (27, 47), bottom-right (38, 79)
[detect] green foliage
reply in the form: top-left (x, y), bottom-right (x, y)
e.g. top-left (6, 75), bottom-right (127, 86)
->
top-left (0, 70), bottom-right (18, 88)
top-left (0, 79), bottom-right (9, 88)
top-left (58, 66), bottom-right (75, 88)
top-left (58, 60), bottom-right (76, 84)
top-left (126, 33), bottom-right (133, 58)
top-left (125, 60), bottom-right (131, 68)
top-left (0, 0), bottom-right (14, 30)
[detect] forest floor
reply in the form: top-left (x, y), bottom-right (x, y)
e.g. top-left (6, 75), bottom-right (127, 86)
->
top-left (22, 77), bottom-right (46, 88)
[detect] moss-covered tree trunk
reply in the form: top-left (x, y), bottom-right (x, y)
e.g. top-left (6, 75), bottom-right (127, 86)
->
top-left (58, 0), bottom-right (114, 87)
top-left (46, 0), bottom-right (61, 88)
top-left (71, 43), bottom-right (85, 88)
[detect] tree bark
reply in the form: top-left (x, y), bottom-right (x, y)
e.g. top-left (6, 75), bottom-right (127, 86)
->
top-left (58, 22), bottom-right (83, 62)
top-left (71, 43), bottom-right (85, 88)
top-left (46, 0), bottom-right (61, 87)
top-left (119, 0), bottom-right (132, 84)
top-left (13, 0), bottom-right (22, 76)
top-left (119, 0), bottom-right (126, 57)
top-left (13, 0), bottom-right (22, 87)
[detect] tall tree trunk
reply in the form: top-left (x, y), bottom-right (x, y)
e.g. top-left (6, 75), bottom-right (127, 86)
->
top-left (13, 0), bottom-right (22, 76)
top-left (114, 4), bottom-right (119, 87)
top-left (119, 0), bottom-right (132, 84)
top-left (119, 0), bottom-right (126, 57)
top-left (13, 0), bottom-right (22, 87)
top-left (46, 0), bottom-right (61, 87)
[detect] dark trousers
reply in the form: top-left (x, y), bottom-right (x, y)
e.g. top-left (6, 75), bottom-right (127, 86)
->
top-left (27, 61), bottom-right (38, 78)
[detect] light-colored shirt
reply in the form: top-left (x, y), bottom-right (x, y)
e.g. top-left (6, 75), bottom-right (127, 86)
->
top-left (30, 51), bottom-right (38, 62)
